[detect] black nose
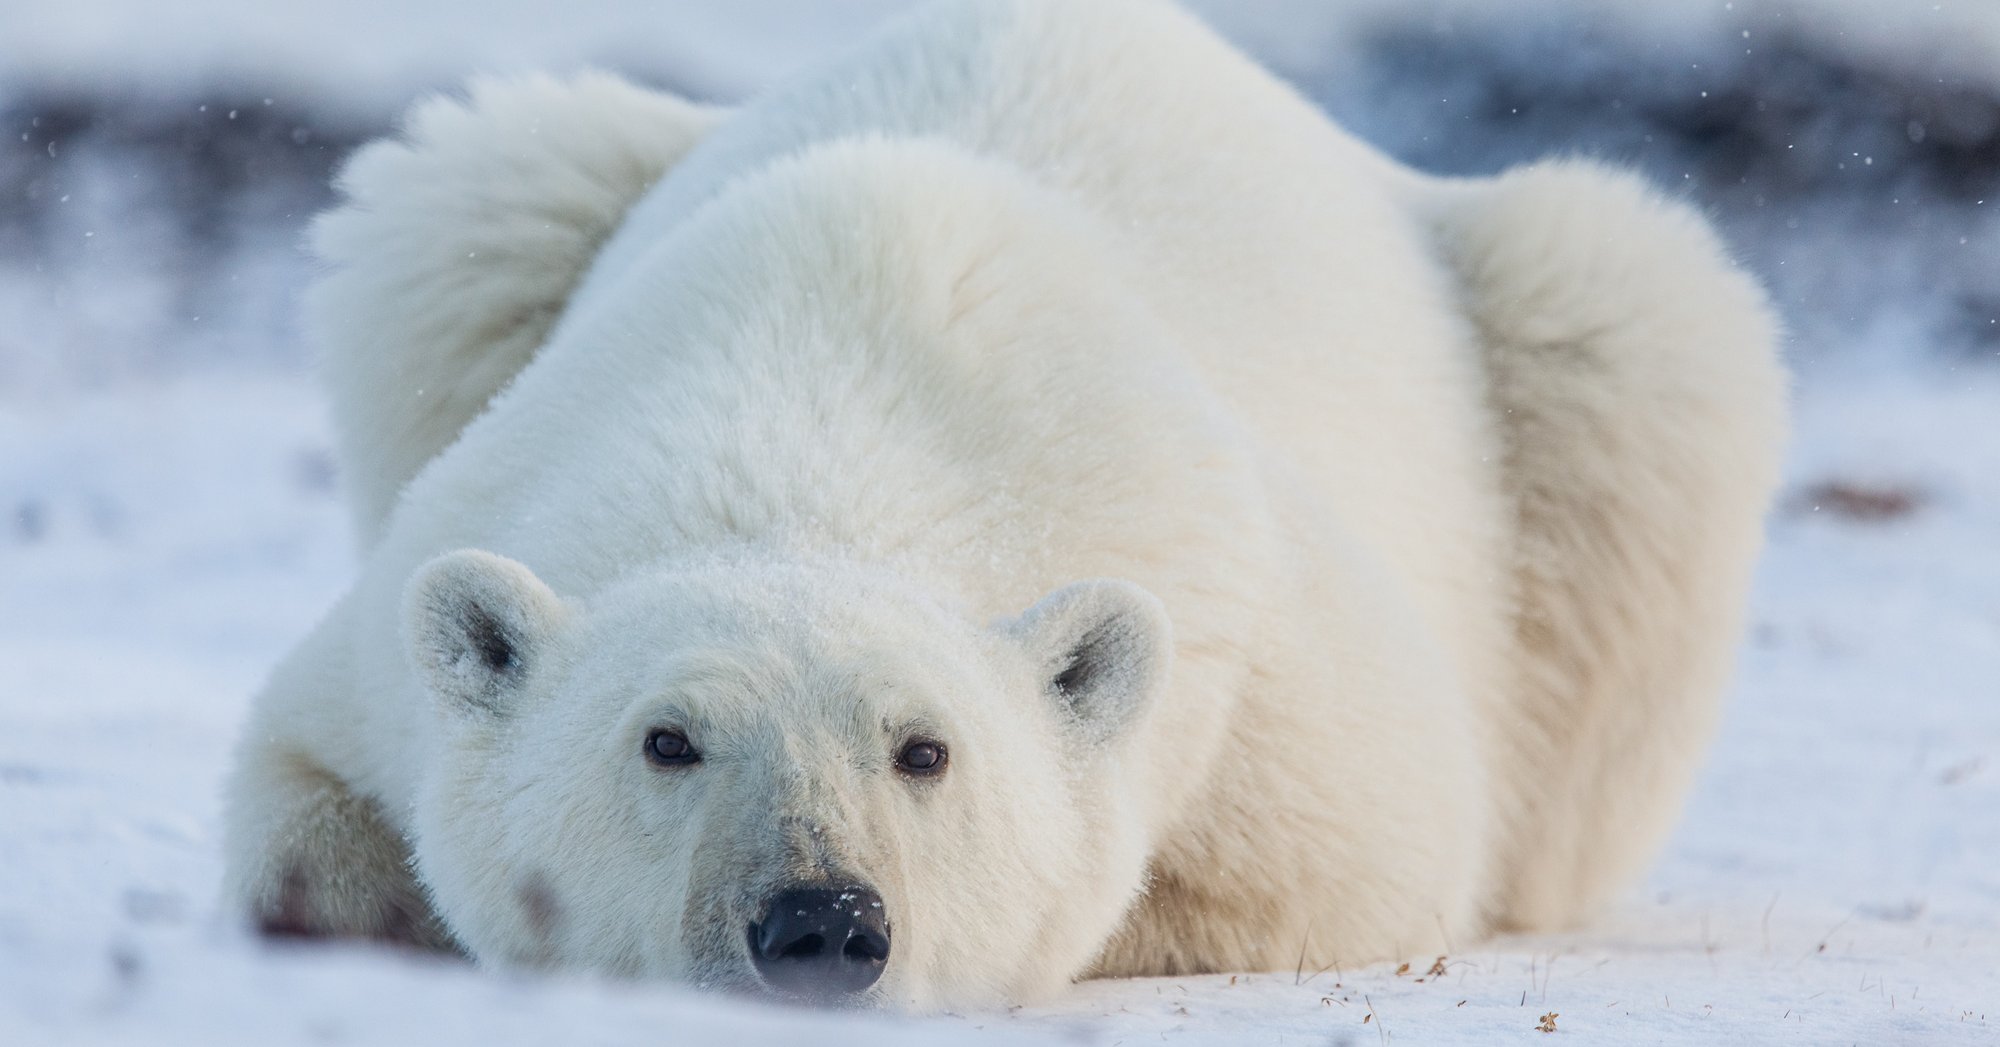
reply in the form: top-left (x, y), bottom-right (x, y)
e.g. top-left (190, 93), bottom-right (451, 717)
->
top-left (748, 884), bottom-right (891, 1001)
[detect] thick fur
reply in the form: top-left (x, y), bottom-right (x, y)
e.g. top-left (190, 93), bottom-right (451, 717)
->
top-left (307, 72), bottom-right (720, 544)
top-left (224, 0), bottom-right (1786, 1009)
top-left (1419, 165), bottom-right (1787, 929)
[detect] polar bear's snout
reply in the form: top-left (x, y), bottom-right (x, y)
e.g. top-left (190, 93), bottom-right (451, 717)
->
top-left (747, 883), bottom-right (892, 1001)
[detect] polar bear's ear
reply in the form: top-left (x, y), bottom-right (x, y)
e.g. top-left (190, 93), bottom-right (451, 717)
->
top-left (403, 549), bottom-right (569, 717)
top-left (1006, 580), bottom-right (1172, 744)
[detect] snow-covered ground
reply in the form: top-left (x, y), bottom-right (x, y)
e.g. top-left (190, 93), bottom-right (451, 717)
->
top-left (3, 1), bottom-right (1996, 1043)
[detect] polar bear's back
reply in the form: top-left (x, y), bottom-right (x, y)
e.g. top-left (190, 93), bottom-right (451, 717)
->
top-left (577, 0), bottom-right (1514, 686)
top-left (594, 0), bottom-right (1494, 490)
top-left (319, 0), bottom-right (1507, 652)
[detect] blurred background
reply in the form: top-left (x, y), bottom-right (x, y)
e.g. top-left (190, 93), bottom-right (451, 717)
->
top-left (3, 0), bottom-right (1997, 389)
top-left (2, 1), bottom-right (1995, 1042)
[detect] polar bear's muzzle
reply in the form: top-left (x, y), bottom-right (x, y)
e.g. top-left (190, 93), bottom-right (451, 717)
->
top-left (746, 882), bottom-right (891, 1002)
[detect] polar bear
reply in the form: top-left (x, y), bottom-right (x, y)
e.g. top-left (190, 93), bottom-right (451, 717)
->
top-left (223, 0), bottom-right (1786, 1010)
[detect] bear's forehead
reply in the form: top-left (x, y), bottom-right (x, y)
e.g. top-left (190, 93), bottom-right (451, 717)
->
top-left (547, 612), bottom-right (983, 736)
top-left (573, 560), bottom-right (995, 668)
top-left (592, 555), bottom-right (969, 620)
top-left (574, 608), bottom-right (980, 690)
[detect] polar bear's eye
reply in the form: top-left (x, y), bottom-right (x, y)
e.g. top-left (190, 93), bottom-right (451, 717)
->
top-left (645, 729), bottom-right (700, 767)
top-left (896, 740), bottom-right (946, 776)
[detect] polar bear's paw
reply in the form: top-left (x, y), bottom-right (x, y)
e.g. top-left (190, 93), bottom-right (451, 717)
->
top-left (229, 750), bottom-right (457, 953)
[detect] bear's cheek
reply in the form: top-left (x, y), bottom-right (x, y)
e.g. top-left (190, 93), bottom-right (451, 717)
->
top-left (409, 737), bottom-right (540, 942)
top-left (449, 751), bottom-right (697, 972)
top-left (596, 773), bottom-right (722, 962)
top-left (884, 770), bottom-right (1077, 992)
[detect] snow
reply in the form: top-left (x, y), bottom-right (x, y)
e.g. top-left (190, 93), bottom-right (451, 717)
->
top-left (6, 371), bottom-right (1993, 1044)
top-left (3, 1), bottom-right (1996, 1043)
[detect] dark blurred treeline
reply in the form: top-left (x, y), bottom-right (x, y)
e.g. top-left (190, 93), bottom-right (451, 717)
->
top-left (2, 12), bottom-right (1995, 382)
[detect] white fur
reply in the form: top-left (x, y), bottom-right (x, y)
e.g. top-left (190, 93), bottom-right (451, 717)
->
top-left (307, 71), bottom-right (721, 545)
top-left (224, 0), bottom-right (1786, 1009)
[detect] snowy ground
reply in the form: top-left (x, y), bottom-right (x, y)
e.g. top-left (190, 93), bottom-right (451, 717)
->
top-left (3, 1), bottom-right (1997, 1043)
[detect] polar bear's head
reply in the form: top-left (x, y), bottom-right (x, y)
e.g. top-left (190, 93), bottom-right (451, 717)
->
top-left (400, 549), bottom-right (1171, 1009)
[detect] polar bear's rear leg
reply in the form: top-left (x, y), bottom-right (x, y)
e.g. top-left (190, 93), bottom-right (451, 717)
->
top-left (309, 73), bottom-right (721, 546)
top-left (1423, 162), bottom-right (1787, 930)
top-left (223, 613), bottom-right (454, 951)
